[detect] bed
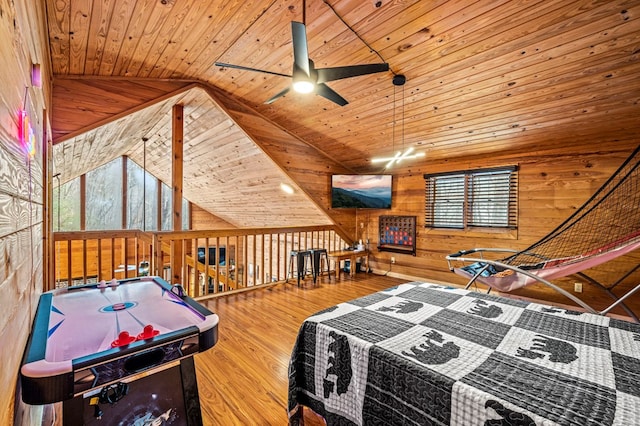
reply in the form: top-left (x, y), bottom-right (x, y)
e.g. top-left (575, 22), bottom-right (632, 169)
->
top-left (287, 282), bottom-right (640, 425)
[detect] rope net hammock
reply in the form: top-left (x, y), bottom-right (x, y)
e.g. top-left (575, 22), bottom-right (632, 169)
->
top-left (447, 145), bottom-right (640, 318)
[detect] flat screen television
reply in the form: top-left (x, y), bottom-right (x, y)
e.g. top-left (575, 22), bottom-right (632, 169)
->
top-left (331, 174), bottom-right (392, 209)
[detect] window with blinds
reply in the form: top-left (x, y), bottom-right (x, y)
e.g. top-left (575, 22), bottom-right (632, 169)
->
top-left (424, 166), bottom-right (518, 229)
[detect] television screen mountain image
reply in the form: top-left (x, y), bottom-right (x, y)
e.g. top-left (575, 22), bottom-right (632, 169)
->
top-left (331, 175), bottom-right (392, 209)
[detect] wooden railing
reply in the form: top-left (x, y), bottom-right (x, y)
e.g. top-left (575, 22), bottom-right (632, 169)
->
top-left (52, 225), bottom-right (350, 298)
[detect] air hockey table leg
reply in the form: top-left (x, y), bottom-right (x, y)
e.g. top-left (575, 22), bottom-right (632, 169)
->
top-left (179, 357), bottom-right (203, 424)
top-left (62, 393), bottom-right (83, 424)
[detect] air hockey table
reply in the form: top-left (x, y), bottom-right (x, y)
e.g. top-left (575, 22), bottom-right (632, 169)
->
top-left (21, 276), bottom-right (218, 425)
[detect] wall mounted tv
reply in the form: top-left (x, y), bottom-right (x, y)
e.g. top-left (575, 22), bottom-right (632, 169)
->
top-left (331, 174), bottom-right (392, 209)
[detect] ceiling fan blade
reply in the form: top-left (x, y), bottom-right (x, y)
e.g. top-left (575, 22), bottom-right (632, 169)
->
top-left (264, 87), bottom-right (291, 104)
top-left (291, 22), bottom-right (310, 77)
top-left (214, 62), bottom-right (291, 78)
top-left (316, 63), bottom-right (389, 83)
top-left (316, 83), bottom-right (348, 106)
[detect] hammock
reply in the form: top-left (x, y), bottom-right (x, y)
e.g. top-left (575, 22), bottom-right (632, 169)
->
top-left (446, 145), bottom-right (640, 321)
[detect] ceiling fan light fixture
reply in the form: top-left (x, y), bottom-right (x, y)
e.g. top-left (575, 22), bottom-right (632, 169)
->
top-left (292, 79), bottom-right (315, 94)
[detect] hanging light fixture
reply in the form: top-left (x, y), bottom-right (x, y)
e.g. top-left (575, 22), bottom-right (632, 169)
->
top-left (371, 74), bottom-right (425, 168)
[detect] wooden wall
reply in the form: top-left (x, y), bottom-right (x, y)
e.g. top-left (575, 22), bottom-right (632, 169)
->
top-left (0, 0), bottom-right (50, 424)
top-left (191, 204), bottom-right (237, 230)
top-left (362, 143), bottom-right (640, 317)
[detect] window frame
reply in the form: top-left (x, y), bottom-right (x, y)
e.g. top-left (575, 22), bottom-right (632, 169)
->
top-left (55, 156), bottom-right (192, 232)
top-left (424, 166), bottom-right (518, 230)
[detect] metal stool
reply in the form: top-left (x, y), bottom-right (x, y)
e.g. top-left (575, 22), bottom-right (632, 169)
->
top-left (287, 250), bottom-right (312, 286)
top-left (309, 248), bottom-right (332, 283)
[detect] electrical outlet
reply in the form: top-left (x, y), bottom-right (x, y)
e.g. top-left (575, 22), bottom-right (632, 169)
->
top-left (574, 282), bottom-right (583, 293)
top-left (390, 257), bottom-right (396, 264)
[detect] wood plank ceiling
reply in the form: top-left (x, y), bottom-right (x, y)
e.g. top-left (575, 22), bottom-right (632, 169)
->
top-left (46, 0), bottom-right (640, 227)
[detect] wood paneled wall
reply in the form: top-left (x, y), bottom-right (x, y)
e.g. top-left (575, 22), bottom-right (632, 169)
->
top-left (363, 143), bottom-right (640, 317)
top-left (191, 204), bottom-right (237, 230)
top-left (0, 0), bottom-right (50, 424)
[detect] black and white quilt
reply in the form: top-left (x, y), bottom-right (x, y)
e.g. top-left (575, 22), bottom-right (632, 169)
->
top-left (287, 282), bottom-right (640, 425)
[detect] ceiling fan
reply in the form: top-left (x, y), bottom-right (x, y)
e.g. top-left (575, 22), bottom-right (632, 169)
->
top-left (214, 20), bottom-right (389, 106)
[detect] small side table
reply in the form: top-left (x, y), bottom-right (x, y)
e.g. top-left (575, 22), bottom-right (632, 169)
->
top-left (327, 249), bottom-right (369, 279)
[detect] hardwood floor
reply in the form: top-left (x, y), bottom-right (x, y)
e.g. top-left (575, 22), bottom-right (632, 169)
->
top-left (195, 273), bottom-right (407, 425)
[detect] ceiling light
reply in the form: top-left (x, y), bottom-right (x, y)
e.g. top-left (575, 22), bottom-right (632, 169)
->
top-left (372, 148), bottom-right (425, 168)
top-left (292, 79), bottom-right (314, 94)
top-left (280, 183), bottom-right (295, 194)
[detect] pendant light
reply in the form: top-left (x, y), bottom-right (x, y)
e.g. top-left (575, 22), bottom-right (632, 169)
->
top-left (371, 74), bottom-right (425, 168)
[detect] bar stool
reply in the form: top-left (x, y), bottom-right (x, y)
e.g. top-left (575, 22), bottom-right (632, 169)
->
top-left (287, 250), bottom-right (312, 286)
top-left (309, 248), bottom-right (332, 283)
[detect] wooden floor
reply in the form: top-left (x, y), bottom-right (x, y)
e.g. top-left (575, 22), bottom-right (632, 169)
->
top-left (195, 272), bottom-right (407, 425)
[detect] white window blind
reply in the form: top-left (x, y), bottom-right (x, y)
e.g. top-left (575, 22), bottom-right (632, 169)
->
top-left (425, 166), bottom-right (518, 229)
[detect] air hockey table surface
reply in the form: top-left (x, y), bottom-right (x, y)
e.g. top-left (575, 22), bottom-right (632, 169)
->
top-left (21, 276), bottom-right (218, 405)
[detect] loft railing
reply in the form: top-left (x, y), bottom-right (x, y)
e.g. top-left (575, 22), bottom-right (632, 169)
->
top-left (51, 225), bottom-right (349, 298)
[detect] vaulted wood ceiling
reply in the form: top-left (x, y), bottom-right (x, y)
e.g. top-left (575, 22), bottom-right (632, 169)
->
top-left (46, 0), bottom-right (640, 227)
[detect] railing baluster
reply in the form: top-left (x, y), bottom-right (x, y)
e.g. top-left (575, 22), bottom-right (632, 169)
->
top-left (66, 241), bottom-right (71, 286)
top-left (123, 237), bottom-right (129, 279)
top-left (181, 238), bottom-right (187, 295)
top-left (261, 234), bottom-right (265, 285)
top-left (97, 239), bottom-right (102, 282)
top-left (82, 240), bottom-right (87, 283)
top-left (276, 233), bottom-right (281, 282)
top-left (191, 238), bottom-right (198, 297)
top-left (52, 226), bottom-right (349, 294)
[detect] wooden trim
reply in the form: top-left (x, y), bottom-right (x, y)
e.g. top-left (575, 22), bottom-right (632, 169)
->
top-left (153, 225), bottom-right (343, 241)
top-left (43, 108), bottom-right (54, 291)
top-left (54, 229), bottom-right (144, 241)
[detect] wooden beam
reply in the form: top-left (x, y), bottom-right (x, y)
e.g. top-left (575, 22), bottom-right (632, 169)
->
top-left (171, 104), bottom-right (184, 284)
top-left (122, 156), bottom-right (128, 230)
